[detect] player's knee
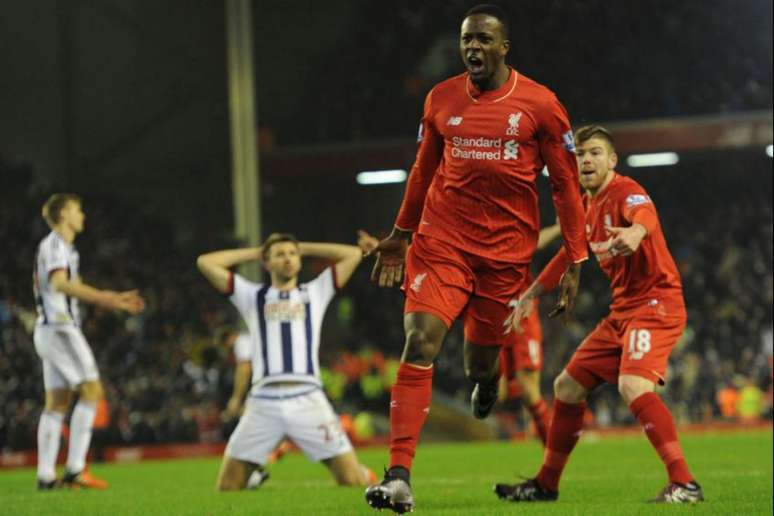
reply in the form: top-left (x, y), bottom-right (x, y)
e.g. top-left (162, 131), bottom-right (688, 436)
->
top-left (216, 478), bottom-right (243, 491)
top-left (516, 370), bottom-right (538, 389)
top-left (516, 371), bottom-right (540, 402)
top-left (403, 328), bottom-right (438, 364)
top-left (79, 381), bottom-right (104, 402)
top-left (216, 471), bottom-right (246, 491)
top-left (618, 376), bottom-right (654, 405)
top-left (45, 390), bottom-right (72, 413)
top-left (45, 400), bottom-right (70, 414)
top-left (553, 371), bottom-right (587, 403)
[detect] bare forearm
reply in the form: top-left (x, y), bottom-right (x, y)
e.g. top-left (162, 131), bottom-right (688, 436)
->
top-left (197, 247), bottom-right (261, 293)
top-left (197, 247), bottom-right (262, 269)
top-left (232, 362), bottom-right (252, 401)
top-left (520, 280), bottom-right (545, 302)
top-left (56, 280), bottom-right (111, 307)
top-left (391, 227), bottom-right (413, 239)
top-left (536, 246), bottom-right (572, 293)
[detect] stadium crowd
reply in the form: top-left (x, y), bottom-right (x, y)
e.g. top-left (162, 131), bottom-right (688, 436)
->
top-left (260, 1), bottom-right (772, 147)
top-left (1, 151), bottom-right (771, 452)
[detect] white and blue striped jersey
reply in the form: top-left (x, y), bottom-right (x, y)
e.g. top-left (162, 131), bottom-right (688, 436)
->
top-left (33, 231), bottom-right (81, 326)
top-left (229, 268), bottom-right (337, 392)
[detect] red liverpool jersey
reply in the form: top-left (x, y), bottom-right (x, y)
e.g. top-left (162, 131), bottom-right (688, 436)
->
top-left (538, 173), bottom-right (684, 314)
top-left (394, 68), bottom-right (587, 265)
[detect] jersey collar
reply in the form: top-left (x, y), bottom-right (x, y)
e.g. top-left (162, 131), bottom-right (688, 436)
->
top-left (465, 66), bottom-right (518, 103)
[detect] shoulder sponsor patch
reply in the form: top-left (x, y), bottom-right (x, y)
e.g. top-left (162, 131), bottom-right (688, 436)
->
top-left (625, 194), bottom-right (651, 207)
top-left (562, 130), bottom-right (575, 152)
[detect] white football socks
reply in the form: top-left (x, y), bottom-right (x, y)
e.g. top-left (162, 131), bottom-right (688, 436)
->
top-left (37, 410), bottom-right (64, 481)
top-left (66, 401), bottom-right (97, 473)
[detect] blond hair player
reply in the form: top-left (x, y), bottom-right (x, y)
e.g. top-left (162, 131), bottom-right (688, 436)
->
top-left (33, 193), bottom-right (145, 490)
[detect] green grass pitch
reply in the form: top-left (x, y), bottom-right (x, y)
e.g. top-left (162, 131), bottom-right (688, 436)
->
top-left (2, 430), bottom-right (771, 515)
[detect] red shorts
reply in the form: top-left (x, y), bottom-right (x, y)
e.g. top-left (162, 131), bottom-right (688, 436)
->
top-left (566, 297), bottom-right (687, 388)
top-left (500, 300), bottom-right (543, 378)
top-left (403, 234), bottom-right (529, 346)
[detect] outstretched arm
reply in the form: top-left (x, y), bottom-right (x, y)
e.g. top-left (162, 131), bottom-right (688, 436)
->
top-left (51, 271), bottom-right (145, 314)
top-left (196, 247), bottom-right (263, 294)
top-left (299, 242), bottom-right (363, 289)
top-left (606, 197), bottom-right (659, 256)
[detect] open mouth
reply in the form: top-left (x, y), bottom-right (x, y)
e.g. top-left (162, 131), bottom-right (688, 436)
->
top-left (467, 55), bottom-right (484, 74)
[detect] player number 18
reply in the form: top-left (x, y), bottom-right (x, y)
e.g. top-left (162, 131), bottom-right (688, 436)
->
top-left (628, 329), bottom-right (651, 360)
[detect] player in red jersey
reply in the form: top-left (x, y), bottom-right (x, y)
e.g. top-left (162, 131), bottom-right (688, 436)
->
top-left (495, 125), bottom-right (704, 504)
top-left (498, 224), bottom-right (561, 445)
top-left (365, 5), bottom-right (588, 513)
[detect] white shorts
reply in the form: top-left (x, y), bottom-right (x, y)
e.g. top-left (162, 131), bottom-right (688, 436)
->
top-left (225, 387), bottom-right (353, 465)
top-left (33, 325), bottom-right (99, 390)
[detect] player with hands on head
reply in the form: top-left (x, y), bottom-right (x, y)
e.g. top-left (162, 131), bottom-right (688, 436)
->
top-left (365, 4), bottom-right (588, 513)
top-left (197, 231), bottom-right (378, 491)
top-left (495, 125), bottom-right (703, 504)
top-left (33, 194), bottom-right (145, 491)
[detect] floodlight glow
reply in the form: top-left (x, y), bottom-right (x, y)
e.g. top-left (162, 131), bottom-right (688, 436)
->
top-left (356, 169), bottom-right (407, 185)
top-left (626, 152), bottom-right (679, 168)
top-left (766, 144), bottom-right (773, 158)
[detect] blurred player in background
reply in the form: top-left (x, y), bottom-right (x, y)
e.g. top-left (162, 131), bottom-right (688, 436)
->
top-left (33, 193), bottom-right (145, 490)
top-left (495, 126), bottom-right (703, 504)
top-left (498, 223), bottom-right (561, 445)
top-left (197, 232), bottom-right (378, 490)
top-left (365, 4), bottom-right (588, 513)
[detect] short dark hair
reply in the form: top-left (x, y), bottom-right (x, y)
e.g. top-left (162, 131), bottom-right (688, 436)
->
top-left (464, 4), bottom-right (510, 39)
top-left (261, 232), bottom-right (299, 261)
top-left (42, 193), bottom-right (81, 227)
top-left (574, 125), bottom-right (616, 151)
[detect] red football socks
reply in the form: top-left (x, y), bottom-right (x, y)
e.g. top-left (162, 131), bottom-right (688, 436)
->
top-left (527, 399), bottom-right (550, 446)
top-left (629, 392), bottom-right (693, 485)
top-left (536, 399), bottom-right (586, 492)
top-left (389, 362), bottom-right (434, 471)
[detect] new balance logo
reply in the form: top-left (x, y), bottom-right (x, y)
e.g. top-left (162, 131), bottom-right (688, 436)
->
top-left (410, 273), bottom-right (427, 293)
top-left (447, 116), bottom-right (463, 126)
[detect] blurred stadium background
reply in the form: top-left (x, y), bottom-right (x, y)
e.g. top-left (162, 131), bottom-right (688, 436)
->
top-left (0, 0), bottom-right (771, 463)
